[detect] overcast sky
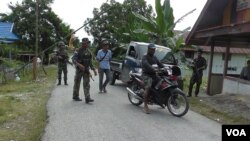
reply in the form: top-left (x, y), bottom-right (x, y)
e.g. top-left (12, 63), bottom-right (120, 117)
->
top-left (0, 0), bottom-right (207, 40)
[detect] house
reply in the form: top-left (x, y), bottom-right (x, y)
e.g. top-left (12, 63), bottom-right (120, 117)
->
top-left (182, 46), bottom-right (250, 76)
top-left (0, 22), bottom-right (19, 43)
top-left (185, 0), bottom-right (250, 95)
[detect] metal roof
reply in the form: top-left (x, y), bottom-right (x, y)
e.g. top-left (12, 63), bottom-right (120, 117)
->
top-left (0, 22), bottom-right (19, 43)
top-left (182, 46), bottom-right (250, 54)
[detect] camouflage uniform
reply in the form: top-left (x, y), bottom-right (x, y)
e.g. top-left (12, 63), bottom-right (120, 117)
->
top-left (72, 44), bottom-right (95, 102)
top-left (56, 41), bottom-right (69, 85)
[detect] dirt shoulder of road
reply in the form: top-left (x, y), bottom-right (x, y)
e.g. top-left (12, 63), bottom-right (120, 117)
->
top-left (195, 93), bottom-right (250, 124)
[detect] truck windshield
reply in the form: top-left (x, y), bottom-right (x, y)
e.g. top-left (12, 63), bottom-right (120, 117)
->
top-left (139, 45), bottom-right (176, 64)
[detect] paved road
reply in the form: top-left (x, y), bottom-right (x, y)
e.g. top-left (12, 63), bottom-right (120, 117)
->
top-left (42, 65), bottom-right (221, 141)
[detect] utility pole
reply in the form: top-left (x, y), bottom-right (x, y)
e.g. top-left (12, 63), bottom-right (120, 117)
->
top-left (33, 0), bottom-right (39, 80)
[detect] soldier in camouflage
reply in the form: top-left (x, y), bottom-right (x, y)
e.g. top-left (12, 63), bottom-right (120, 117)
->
top-left (56, 41), bottom-right (69, 85)
top-left (72, 38), bottom-right (97, 103)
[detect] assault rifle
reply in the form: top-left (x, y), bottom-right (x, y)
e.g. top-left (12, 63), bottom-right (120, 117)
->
top-left (74, 61), bottom-right (95, 81)
top-left (190, 62), bottom-right (206, 78)
top-left (57, 53), bottom-right (73, 66)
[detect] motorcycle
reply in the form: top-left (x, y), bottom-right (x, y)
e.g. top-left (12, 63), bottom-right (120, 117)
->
top-left (126, 66), bottom-right (189, 117)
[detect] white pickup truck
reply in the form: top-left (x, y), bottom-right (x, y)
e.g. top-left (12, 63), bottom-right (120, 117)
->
top-left (110, 41), bottom-right (183, 89)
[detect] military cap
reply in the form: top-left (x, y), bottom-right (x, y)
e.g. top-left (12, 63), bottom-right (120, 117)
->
top-left (82, 38), bottom-right (90, 43)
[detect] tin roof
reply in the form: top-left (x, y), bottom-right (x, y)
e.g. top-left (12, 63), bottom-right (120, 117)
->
top-left (0, 22), bottom-right (19, 43)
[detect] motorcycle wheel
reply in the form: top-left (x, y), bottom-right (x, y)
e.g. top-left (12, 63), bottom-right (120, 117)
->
top-left (167, 88), bottom-right (189, 117)
top-left (127, 82), bottom-right (143, 106)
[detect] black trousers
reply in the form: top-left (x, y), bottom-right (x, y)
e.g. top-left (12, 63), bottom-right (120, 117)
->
top-left (188, 74), bottom-right (202, 96)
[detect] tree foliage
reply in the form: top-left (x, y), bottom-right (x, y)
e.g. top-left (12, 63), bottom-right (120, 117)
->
top-left (133, 0), bottom-right (195, 53)
top-left (0, 0), bottom-right (74, 64)
top-left (84, 0), bottom-right (153, 48)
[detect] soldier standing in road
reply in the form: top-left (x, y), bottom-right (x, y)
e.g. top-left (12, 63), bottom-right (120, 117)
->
top-left (188, 49), bottom-right (207, 97)
top-left (96, 40), bottom-right (112, 93)
top-left (56, 41), bottom-right (69, 85)
top-left (72, 38), bottom-right (97, 103)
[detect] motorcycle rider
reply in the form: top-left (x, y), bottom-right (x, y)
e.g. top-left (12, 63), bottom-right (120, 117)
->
top-left (142, 43), bottom-right (164, 114)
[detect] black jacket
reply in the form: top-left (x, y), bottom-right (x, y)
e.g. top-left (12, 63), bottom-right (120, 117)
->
top-left (142, 54), bottom-right (164, 76)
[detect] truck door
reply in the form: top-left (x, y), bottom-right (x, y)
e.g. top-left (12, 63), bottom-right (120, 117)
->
top-left (121, 46), bottom-right (138, 82)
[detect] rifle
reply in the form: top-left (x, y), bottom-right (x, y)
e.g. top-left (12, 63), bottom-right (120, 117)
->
top-left (57, 53), bottom-right (73, 66)
top-left (74, 61), bottom-right (95, 81)
top-left (191, 61), bottom-right (205, 78)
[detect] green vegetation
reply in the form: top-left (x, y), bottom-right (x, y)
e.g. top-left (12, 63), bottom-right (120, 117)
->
top-left (182, 74), bottom-right (250, 124)
top-left (0, 0), bottom-right (78, 64)
top-left (188, 98), bottom-right (250, 124)
top-left (0, 65), bottom-right (57, 141)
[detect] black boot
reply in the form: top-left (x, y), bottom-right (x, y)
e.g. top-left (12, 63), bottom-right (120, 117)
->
top-left (85, 97), bottom-right (94, 104)
top-left (57, 80), bottom-right (61, 85)
top-left (73, 97), bottom-right (82, 101)
top-left (64, 80), bottom-right (68, 85)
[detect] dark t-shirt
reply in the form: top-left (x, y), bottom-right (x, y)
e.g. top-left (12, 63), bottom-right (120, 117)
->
top-left (142, 54), bottom-right (164, 75)
top-left (192, 56), bottom-right (207, 75)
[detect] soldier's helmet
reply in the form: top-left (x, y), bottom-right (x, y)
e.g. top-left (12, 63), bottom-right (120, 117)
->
top-left (58, 41), bottom-right (65, 50)
top-left (58, 41), bottom-right (65, 47)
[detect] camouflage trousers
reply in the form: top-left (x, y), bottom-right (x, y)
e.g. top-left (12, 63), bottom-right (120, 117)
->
top-left (73, 68), bottom-right (90, 99)
top-left (58, 62), bottom-right (67, 81)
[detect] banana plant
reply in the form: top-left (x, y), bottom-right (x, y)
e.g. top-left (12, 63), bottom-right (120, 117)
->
top-left (133, 0), bottom-right (195, 53)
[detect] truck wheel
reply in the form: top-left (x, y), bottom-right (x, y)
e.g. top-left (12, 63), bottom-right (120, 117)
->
top-left (110, 71), bottom-right (116, 85)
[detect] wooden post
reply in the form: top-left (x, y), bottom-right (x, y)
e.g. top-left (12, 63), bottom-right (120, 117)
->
top-left (33, 0), bottom-right (39, 80)
top-left (207, 39), bottom-right (215, 95)
top-left (223, 41), bottom-right (230, 78)
top-left (33, 57), bottom-right (37, 80)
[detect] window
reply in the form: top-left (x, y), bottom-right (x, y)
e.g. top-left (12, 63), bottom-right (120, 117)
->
top-left (128, 46), bottom-right (136, 58)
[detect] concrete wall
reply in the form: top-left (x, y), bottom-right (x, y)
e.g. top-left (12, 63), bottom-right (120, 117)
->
top-left (223, 76), bottom-right (250, 95)
top-left (202, 53), bottom-right (246, 76)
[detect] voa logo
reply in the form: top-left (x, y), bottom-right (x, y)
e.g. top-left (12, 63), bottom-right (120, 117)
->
top-left (226, 129), bottom-right (246, 136)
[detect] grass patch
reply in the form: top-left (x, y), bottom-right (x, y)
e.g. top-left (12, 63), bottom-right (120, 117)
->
top-left (188, 98), bottom-right (250, 124)
top-left (182, 75), bottom-right (250, 124)
top-left (0, 65), bottom-right (57, 141)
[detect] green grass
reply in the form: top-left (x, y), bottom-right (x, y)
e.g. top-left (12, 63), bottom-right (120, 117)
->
top-left (188, 97), bottom-right (250, 124)
top-left (182, 74), bottom-right (250, 124)
top-left (0, 65), bottom-right (57, 141)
